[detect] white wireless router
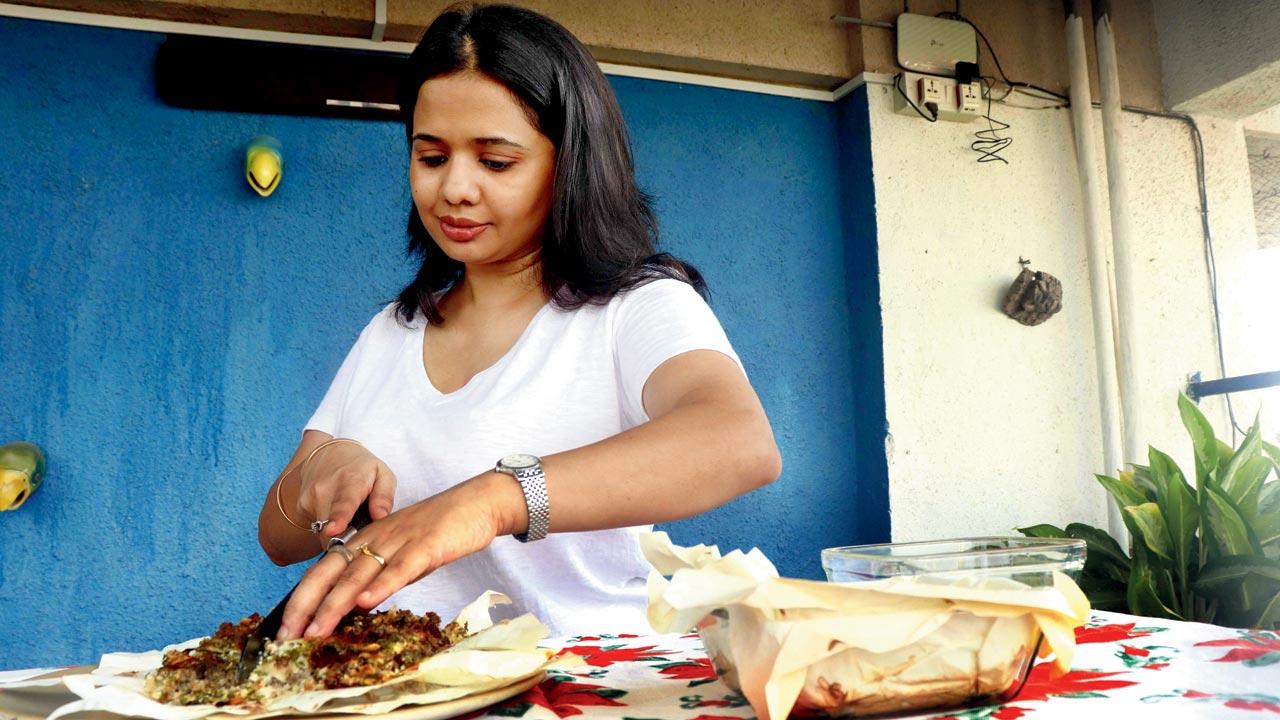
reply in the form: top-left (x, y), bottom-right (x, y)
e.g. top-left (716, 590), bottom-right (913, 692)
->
top-left (896, 13), bottom-right (977, 78)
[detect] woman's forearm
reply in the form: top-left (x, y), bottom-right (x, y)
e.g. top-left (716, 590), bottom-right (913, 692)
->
top-left (489, 392), bottom-right (781, 537)
top-left (258, 430), bottom-right (334, 565)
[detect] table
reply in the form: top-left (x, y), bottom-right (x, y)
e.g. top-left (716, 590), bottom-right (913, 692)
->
top-left (1, 611), bottom-right (1277, 719)
top-left (507, 611), bottom-right (1280, 720)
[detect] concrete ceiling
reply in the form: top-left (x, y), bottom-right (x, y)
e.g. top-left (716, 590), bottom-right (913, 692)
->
top-left (1, 0), bottom-right (863, 91)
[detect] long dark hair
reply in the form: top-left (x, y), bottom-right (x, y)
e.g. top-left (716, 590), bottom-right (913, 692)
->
top-left (393, 3), bottom-right (706, 325)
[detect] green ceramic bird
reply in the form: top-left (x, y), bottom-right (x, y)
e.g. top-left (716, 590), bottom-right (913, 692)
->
top-left (0, 441), bottom-right (45, 511)
top-left (245, 135), bottom-right (283, 197)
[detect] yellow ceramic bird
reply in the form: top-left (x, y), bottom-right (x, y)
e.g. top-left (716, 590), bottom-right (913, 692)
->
top-left (0, 441), bottom-right (45, 511)
top-left (244, 136), bottom-right (283, 197)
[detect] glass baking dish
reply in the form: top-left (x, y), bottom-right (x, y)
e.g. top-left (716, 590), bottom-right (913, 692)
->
top-left (821, 536), bottom-right (1086, 585)
top-left (698, 536), bottom-right (1087, 718)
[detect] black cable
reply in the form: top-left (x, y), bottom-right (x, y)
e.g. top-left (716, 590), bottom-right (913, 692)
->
top-left (1119, 106), bottom-right (1245, 441)
top-left (1021, 83), bottom-right (1069, 101)
top-left (938, 12), bottom-right (1071, 103)
top-left (1007, 92), bottom-right (1246, 440)
top-left (920, 11), bottom-right (1242, 438)
top-left (895, 73), bottom-right (937, 122)
top-left (971, 77), bottom-right (1011, 163)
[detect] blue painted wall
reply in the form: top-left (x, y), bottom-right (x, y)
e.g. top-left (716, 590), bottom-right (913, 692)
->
top-left (0, 17), bottom-right (885, 669)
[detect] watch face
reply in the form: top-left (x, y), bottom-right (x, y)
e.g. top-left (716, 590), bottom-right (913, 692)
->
top-left (501, 453), bottom-right (539, 470)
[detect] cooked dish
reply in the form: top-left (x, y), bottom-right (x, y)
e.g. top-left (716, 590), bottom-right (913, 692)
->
top-left (145, 610), bottom-right (466, 706)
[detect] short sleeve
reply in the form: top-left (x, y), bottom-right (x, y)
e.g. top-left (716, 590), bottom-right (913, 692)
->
top-left (304, 304), bottom-right (397, 436)
top-left (613, 279), bottom-right (744, 425)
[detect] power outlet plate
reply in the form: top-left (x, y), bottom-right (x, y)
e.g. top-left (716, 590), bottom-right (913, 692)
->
top-left (958, 81), bottom-right (982, 113)
top-left (893, 72), bottom-right (982, 123)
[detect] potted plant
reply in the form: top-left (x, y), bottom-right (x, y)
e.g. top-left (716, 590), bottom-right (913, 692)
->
top-left (1020, 395), bottom-right (1280, 630)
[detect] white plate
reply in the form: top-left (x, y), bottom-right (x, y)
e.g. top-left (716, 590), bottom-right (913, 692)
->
top-left (0, 669), bottom-right (544, 720)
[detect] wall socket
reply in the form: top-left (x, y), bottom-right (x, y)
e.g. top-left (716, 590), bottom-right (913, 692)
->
top-left (893, 71), bottom-right (983, 123)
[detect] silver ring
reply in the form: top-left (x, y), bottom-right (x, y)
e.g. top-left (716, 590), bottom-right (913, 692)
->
top-left (326, 544), bottom-right (354, 563)
top-left (310, 518), bottom-right (331, 534)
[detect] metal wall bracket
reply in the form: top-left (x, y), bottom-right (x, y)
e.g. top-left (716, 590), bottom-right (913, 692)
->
top-left (1186, 370), bottom-right (1280, 402)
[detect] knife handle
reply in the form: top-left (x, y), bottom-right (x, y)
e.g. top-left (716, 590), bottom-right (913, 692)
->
top-left (325, 499), bottom-right (374, 550)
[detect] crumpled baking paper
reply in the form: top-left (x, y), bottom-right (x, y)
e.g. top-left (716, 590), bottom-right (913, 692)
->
top-left (641, 532), bottom-right (1091, 720)
top-left (3, 591), bottom-right (576, 719)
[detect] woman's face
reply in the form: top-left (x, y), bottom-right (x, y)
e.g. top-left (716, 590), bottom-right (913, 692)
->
top-left (409, 71), bottom-right (557, 268)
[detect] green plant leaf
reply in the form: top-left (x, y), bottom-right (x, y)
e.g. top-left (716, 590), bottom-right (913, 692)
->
top-left (1215, 439), bottom-right (1236, 475)
top-left (1225, 456), bottom-right (1272, 518)
top-left (1078, 571), bottom-right (1129, 611)
top-left (1123, 503), bottom-right (1174, 562)
top-left (1205, 486), bottom-right (1262, 557)
top-left (1179, 393), bottom-right (1218, 494)
top-left (1263, 440), bottom-right (1280, 470)
top-left (1261, 482), bottom-right (1280, 519)
top-left (1018, 524), bottom-right (1069, 538)
top-left (1090, 588), bottom-right (1130, 611)
top-left (1256, 591), bottom-right (1280, 630)
top-left (1128, 558), bottom-right (1182, 620)
top-left (1220, 420), bottom-right (1263, 500)
top-left (1149, 447), bottom-right (1199, 576)
top-left (1125, 465), bottom-right (1160, 502)
top-left (1065, 523), bottom-right (1130, 566)
top-left (1066, 522), bottom-right (1131, 584)
top-left (1096, 473), bottom-right (1148, 509)
top-left (1193, 555), bottom-right (1280, 592)
top-left (1258, 509), bottom-right (1280, 548)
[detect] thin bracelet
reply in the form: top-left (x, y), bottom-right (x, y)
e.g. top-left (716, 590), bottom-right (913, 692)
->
top-left (302, 437), bottom-right (366, 472)
top-left (274, 470), bottom-right (311, 531)
top-left (276, 438), bottom-right (365, 532)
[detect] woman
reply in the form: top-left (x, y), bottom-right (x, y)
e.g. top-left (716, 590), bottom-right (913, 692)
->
top-left (258, 3), bottom-right (781, 641)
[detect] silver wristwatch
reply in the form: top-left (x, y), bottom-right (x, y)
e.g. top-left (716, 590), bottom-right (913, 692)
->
top-left (495, 453), bottom-right (550, 542)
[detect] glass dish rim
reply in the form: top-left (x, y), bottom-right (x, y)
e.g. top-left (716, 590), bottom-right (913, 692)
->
top-left (821, 535), bottom-right (1087, 563)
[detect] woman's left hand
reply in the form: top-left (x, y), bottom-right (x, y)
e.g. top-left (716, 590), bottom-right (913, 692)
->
top-left (276, 470), bottom-right (520, 640)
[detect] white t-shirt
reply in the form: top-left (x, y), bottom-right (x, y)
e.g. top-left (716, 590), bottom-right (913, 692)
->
top-left (304, 278), bottom-right (742, 635)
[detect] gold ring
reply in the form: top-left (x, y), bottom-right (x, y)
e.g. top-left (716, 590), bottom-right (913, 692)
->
top-left (356, 543), bottom-right (386, 567)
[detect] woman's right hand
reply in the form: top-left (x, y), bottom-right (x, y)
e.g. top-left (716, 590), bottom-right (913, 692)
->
top-left (296, 440), bottom-right (398, 539)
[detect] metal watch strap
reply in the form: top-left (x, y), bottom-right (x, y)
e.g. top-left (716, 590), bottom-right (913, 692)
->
top-left (511, 464), bottom-right (550, 543)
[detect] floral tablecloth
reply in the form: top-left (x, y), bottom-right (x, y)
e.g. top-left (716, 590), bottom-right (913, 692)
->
top-left (490, 611), bottom-right (1280, 720)
top-left (2, 611), bottom-right (1276, 719)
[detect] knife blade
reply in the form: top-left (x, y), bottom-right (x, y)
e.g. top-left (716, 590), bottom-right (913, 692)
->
top-left (235, 500), bottom-right (374, 682)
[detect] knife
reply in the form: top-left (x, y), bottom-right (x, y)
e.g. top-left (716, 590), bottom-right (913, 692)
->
top-left (235, 500), bottom-right (373, 682)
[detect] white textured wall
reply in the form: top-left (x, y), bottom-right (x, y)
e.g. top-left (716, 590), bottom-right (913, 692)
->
top-left (862, 79), bottom-right (1280, 541)
top-left (1152, 0), bottom-right (1280, 117)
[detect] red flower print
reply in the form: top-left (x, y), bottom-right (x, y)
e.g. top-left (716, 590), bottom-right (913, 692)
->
top-left (933, 706), bottom-right (1029, 720)
top-left (1075, 623), bottom-right (1153, 645)
top-left (658, 658), bottom-right (717, 684)
top-left (1228, 696), bottom-right (1280, 707)
top-left (1183, 690), bottom-right (1212, 698)
top-left (1223, 698), bottom-right (1280, 713)
top-left (567, 633), bottom-right (640, 643)
top-left (1196, 632), bottom-right (1280, 665)
top-left (518, 677), bottom-right (628, 718)
top-left (1010, 663), bottom-right (1135, 702)
top-left (561, 644), bottom-right (673, 667)
top-left (1120, 644), bottom-right (1149, 657)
